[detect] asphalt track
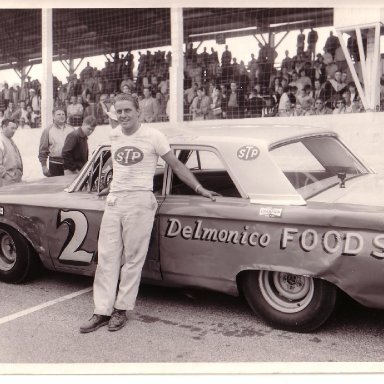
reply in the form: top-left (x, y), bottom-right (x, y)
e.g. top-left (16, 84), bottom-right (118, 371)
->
top-left (1, 268), bottom-right (384, 372)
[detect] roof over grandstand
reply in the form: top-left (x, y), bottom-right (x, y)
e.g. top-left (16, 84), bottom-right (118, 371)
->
top-left (0, 8), bottom-right (334, 71)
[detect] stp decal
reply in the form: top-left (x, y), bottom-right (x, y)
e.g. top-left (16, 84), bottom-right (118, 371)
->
top-left (115, 146), bottom-right (144, 165)
top-left (237, 145), bottom-right (260, 161)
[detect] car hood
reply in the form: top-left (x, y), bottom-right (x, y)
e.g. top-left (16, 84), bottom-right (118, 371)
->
top-left (310, 173), bottom-right (384, 206)
top-left (0, 175), bottom-right (75, 195)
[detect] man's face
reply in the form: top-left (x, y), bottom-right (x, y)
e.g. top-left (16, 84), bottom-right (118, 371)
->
top-left (8, 102), bottom-right (13, 109)
top-left (81, 124), bottom-right (96, 137)
top-left (230, 83), bottom-right (237, 92)
top-left (314, 81), bottom-right (321, 89)
top-left (20, 101), bottom-right (25, 109)
top-left (315, 100), bottom-right (324, 110)
top-left (295, 104), bottom-right (303, 113)
top-left (3, 122), bottom-right (17, 138)
top-left (341, 73), bottom-right (347, 82)
top-left (334, 72), bottom-right (341, 82)
top-left (53, 110), bottom-right (66, 124)
top-left (70, 96), bottom-right (76, 104)
top-left (143, 89), bottom-right (150, 98)
top-left (115, 99), bottom-right (139, 132)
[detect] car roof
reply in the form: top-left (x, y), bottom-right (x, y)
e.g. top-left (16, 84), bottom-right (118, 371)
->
top-left (101, 123), bottom-right (337, 149)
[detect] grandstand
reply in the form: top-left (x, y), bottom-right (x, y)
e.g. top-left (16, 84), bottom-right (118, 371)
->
top-left (0, 7), bottom-right (383, 128)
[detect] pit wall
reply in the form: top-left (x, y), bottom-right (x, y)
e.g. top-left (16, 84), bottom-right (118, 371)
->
top-left (13, 111), bottom-right (384, 182)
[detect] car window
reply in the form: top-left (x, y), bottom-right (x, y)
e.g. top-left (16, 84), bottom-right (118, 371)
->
top-left (170, 149), bottom-right (241, 198)
top-left (78, 148), bottom-right (165, 195)
top-left (270, 136), bottom-right (369, 198)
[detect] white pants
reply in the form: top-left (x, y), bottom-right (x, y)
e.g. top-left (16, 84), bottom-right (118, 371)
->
top-left (93, 191), bottom-right (157, 315)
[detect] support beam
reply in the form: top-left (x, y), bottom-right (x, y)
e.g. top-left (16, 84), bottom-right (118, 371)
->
top-left (170, 7), bottom-right (184, 123)
top-left (274, 31), bottom-right (290, 49)
top-left (42, 9), bottom-right (53, 128)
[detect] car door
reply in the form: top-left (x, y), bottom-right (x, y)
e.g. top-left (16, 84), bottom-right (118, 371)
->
top-left (158, 146), bottom-right (255, 290)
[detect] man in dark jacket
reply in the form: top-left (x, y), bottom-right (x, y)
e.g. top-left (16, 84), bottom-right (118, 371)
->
top-left (62, 116), bottom-right (97, 174)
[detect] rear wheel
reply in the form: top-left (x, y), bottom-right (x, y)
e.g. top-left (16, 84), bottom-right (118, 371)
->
top-left (0, 226), bottom-right (36, 283)
top-left (242, 270), bottom-right (337, 332)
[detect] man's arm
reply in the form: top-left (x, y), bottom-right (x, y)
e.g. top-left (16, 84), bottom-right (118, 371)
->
top-left (38, 127), bottom-right (50, 176)
top-left (161, 151), bottom-right (218, 201)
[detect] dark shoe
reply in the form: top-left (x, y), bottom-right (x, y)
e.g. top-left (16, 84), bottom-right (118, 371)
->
top-left (80, 314), bottom-right (110, 333)
top-left (108, 309), bottom-right (127, 332)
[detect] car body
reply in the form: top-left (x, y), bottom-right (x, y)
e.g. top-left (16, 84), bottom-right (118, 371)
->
top-left (0, 124), bottom-right (383, 332)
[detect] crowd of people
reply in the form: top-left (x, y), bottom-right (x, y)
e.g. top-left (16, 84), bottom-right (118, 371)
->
top-left (183, 30), bottom-right (382, 120)
top-left (0, 29), bottom-right (383, 129)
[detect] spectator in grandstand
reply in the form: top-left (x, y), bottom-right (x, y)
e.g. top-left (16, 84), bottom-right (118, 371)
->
top-left (224, 81), bottom-right (245, 119)
top-left (184, 82), bottom-right (198, 116)
top-left (121, 84), bottom-right (131, 95)
top-left (209, 86), bottom-right (224, 119)
top-left (296, 68), bottom-right (312, 91)
top-left (278, 86), bottom-right (291, 112)
top-left (221, 45), bottom-right (232, 67)
top-left (296, 29), bottom-right (305, 56)
top-left (332, 97), bottom-right (346, 114)
top-left (67, 74), bottom-right (82, 98)
top-left (342, 90), bottom-right (354, 113)
top-left (323, 70), bottom-right (343, 109)
top-left (139, 87), bottom-right (160, 123)
top-left (307, 28), bottom-right (319, 62)
top-left (247, 89), bottom-right (264, 118)
top-left (293, 103), bottom-right (305, 116)
top-left (190, 86), bottom-right (211, 121)
top-left (39, 108), bottom-right (74, 177)
top-left (0, 111), bottom-right (3, 125)
top-left (3, 102), bottom-right (16, 120)
top-left (12, 100), bottom-right (28, 122)
top-left (325, 31), bottom-right (339, 59)
top-left (312, 56), bottom-right (327, 84)
top-left (296, 84), bottom-right (314, 111)
top-left (278, 100), bottom-right (294, 117)
top-left (67, 95), bottom-right (84, 127)
top-left (314, 98), bottom-right (332, 115)
top-left (26, 105), bottom-right (39, 128)
top-left (353, 97), bottom-right (365, 113)
top-left (120, 74), bottom-right (134, 94)
top-left (155, 92), bottom-right (168, 122)
top-left (2, 83), bottom-right (11, 109)
top-left (289, 72), bottom-right (299, 88)
top-left (0, 119), bottom-right (23, 187)
top-left (62, 116), bottom-right (97, 175)
top-left (18, 117), bottom-right (31, 130)
top-left (313, 79), bottom-right (325, 101)
top-left (27, 88), bottom-right (41, 113)
top-left (322, 47), bottom-right (334, 68)
top-left (348, 82), bottom-right (359, 103)
top-left (248, 53), bottom-right (259, 88)
top-left (270, 77), bottom-right (281, 94)
top-left (281, 50), bottom-right (294, 73)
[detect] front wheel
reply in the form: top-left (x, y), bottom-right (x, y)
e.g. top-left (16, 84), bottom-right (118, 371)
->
top-left (0, 226), bottom-right (36, 283)
top-left (241, 270), bottom-right (337, 332)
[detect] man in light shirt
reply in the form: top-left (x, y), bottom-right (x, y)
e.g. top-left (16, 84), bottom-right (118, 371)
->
top-left (80, 94), bottom-right (218, 333)
top-left (38, 108), bottom-right (74, 177)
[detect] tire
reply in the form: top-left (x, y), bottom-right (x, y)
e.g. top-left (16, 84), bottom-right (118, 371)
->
top-left (241, 270), bottom-right (337, 332)
top-left (0, 226), bottom-right (37, 284)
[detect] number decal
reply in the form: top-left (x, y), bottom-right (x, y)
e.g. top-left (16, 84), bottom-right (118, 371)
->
top-left (57, 209), bottom-right (94, 264)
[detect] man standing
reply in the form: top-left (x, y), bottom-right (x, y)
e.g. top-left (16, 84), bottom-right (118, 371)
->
top-left (80, 94), bottom-right (218, 333)
top-left (38, 108), bottom-right (74, 177)
top-left (0, 119), bottom-right (23, 187)
top-left (139, 87), bottom-right (159, 123)
top-left (62, 116), bottom-right (97, 175)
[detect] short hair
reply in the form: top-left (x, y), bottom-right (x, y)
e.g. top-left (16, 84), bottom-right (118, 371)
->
top-left (53, 107), bottom-right (66, 116)
top-left (1, 119), bottom-right (16, 128)
top-left (114, 93), bottom-right (139, 111)
top-left (82, 116), bottom-right (97, 128)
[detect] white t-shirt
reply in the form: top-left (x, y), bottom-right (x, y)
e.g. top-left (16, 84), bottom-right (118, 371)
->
top-left (109, 124), bottom-right (171, 193)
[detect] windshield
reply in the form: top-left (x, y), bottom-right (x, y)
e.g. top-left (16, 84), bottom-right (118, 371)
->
top-left (270, 135), bottom-right (370, 199)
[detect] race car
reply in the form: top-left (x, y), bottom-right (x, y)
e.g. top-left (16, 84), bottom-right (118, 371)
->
top-left (0, 124), bottom-right (383, 332)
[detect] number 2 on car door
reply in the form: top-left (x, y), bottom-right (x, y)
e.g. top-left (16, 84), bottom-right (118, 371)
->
top-left (57, 209), bottom-right (94, 264)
